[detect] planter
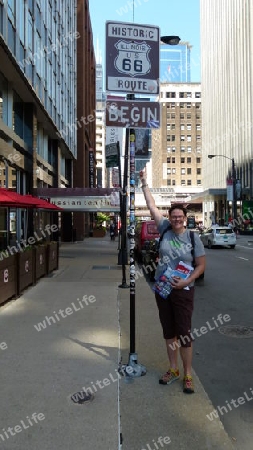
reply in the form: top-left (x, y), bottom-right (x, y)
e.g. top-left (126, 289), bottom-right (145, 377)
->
top-left (0, 254), bottom-right (18, 305)
top-left (17, 248), bottom-right (35, 295)
top-left (92, 228), bottom-right (106, 238)
top-left (47, 242), bottom-right (59, 274)
top-left (35, 245), bottom-right (47, 281)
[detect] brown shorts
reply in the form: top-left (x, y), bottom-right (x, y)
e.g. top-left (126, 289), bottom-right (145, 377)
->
top-left (155, 287), bottom-right (194, 347)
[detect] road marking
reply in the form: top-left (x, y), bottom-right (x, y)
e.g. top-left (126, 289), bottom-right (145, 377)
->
top-left (236, 245), bottom-right (253, 250)
top-left (236, 256), bottom-right (249, 261)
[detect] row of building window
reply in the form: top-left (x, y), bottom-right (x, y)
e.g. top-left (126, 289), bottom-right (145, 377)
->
top-left (167, 124), bottom-right (201, 130)
top-left (167, 168), bottom-right (202, 175)
top-left (167, 179), bottom-right (202, 186)
top-left (167, 135), bottom-right (201, 142)
top-left (167, 113), bottom-right (201, 119)
top-left (167, 147), bottom-right (201, 153)
top-left (167, 157), bottom-right (201, 164)
top-left (167, 103), bottom-right (201, 109)
top-left (165, 92), bottom-right (201, 99)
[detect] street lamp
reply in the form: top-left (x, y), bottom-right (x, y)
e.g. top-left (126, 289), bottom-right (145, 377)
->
top-left (208, 154), bottom-right (237, 221)
top-left (160, 36), bottom-right (181, 45)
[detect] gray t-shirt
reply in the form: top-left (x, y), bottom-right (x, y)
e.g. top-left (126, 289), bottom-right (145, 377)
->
top-left (155, 217), bottom-right (205, 286)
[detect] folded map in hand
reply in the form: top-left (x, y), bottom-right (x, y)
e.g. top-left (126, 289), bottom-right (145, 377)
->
top-left (153, 261), bottom-right (194, 299)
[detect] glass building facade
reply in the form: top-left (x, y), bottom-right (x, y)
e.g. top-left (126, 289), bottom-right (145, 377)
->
top-left (160, 42), bottom-right (192, 83)
top-left (0, 0), bottom-right (77, 157)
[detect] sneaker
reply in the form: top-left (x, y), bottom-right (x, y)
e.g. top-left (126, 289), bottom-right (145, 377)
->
top-left (183, 375), bottom-right (194, 394)
top-left (159, 368), bottom-right (180, 385)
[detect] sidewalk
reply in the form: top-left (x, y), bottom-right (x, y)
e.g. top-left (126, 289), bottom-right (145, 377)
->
top-left (0, 235), bottom-right (235, 450)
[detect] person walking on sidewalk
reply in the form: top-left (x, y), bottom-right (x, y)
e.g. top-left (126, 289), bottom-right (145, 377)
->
top-left (140, 168), bottom-right (206, 394)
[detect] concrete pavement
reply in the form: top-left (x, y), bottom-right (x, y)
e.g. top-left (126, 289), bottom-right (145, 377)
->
top-left (0, 235), bottom-right (235, 450)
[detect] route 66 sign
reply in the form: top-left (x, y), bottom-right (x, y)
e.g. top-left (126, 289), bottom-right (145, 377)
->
top-left (114, 40), bottom-right (151, 77)
top-left (106, 21), bottom-right (160, 94)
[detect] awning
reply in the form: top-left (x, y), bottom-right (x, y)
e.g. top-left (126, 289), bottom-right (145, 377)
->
top-left (0, 188), bottom-right (31, 207)
top-left (24, 195), bottom-right (62, 210)
top-left (0, 189), bottom-right (62, 210)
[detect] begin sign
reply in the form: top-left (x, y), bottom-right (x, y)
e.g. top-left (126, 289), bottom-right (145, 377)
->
top-left (106, 100), bottom-right (160, 128)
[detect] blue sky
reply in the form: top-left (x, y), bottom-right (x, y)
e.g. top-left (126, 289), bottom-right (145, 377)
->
top-left (89, 0), bottom-right (200, 82)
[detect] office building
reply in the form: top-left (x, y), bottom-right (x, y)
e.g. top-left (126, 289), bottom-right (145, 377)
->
top-left (0, 0), bottom-right (96, 243)
top-left (160, 42), bottom-right (192, 83)
top-left (200, 0), bottom-right (253, 225)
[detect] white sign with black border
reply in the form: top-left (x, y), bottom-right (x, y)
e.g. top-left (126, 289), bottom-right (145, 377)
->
top-left (106, 21), bottom-right (160, 94)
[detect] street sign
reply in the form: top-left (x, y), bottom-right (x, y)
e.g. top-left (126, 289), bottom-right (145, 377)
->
top-left (105, 143), bottom-right (119, 168)
top-left (106, 21), bottom-right (160, 94)
top-left (106, 100), bottom-right (160, 128)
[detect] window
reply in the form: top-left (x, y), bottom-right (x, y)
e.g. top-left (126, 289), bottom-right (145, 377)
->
top-left (187, 92), bottom-right (192, 98)
top-left (172, 180), bottom-right (176, 186)
top-left (187, 147), bottom-right (192, 153)
top-left (196, 103), bottom-right (201, 109)
top-left (167, 147), bottom-right (171, 152)
top-left (197, 157), bottom-right (201, 163)
top-left (172, 168), bottom-right (176, 174)
top-left (180, 146), bottom-right (185, 152)
top-left (180, 135), bottom-right (185, 141)
top-left (181, 180), bottom-right (186, 185)
top-left (166, 92), bottom-right (176, 98)
top-left (167, 157), bottom-right (171, 163)
top-left (171, 147), bottom-right (176, 152)
top-left (180, 113), bottom-right (184, 119)
top-left (167, 168), bottom-right (171, 174)
top-left (197, 180), bottom-right (201, 185)
top-left (172, 157), bottom-right (175, 163)
top-left (180, 124), bottom-right (185, 130)
top-left (196, 147), bottom-right (201, 153)
top-left (187, 124), bottom-right (191, 130)
top-left (196, 124), bottom-right (201, 130)
top-left (197, 168), bottom-right (201, 175)
top-left (167, 179), bottom-right (171, 186)
top-left (187, 180), bottom-right (192, 185)
top-left (187, 135), bottom-right (191, 142)
top-left (195, 92), bottom-right (201, 98)
top-left (187, 103), bottom-right (191, 109)
top-left (187, 157), bottom-right (191, 163)
top-left (179, 92), bottom-right (185, 98)
top-left (180, 103), bottom-right (185, 108)
top-left (181, 168), bottom-right (186, 174)
top-left (196, 113), bottom-right (201, 119)
top-left (171, 113), bottom-right (175, 119)
top-left (187, 168), bottom-right (191, 175)
top-left (181, 157), bottom-right (185, 163)
top-left (167, 135), bottom-right (175, 141)
top-left (167, 113), bottom-right (171, 118)
top-left (171, 102), bottom-right (175, 109)
top-left (187, 113), bottom-right (191, 119)
top-left (196, 135), bottom-right (201, 141)
top-left (7, 0), bottom-right (15, 24)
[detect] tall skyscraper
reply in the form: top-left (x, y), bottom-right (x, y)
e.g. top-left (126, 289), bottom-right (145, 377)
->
top-left (200, 0), bottom-right (253, 225)
top-left (160, 42), bottom-right (192, 83)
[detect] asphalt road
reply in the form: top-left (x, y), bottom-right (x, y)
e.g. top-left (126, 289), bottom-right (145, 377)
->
top-left (192, 239), bottom-right (253, 450)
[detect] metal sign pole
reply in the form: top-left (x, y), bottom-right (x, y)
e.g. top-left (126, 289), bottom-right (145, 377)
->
top-left (123, 96), bottom-right (146, 377)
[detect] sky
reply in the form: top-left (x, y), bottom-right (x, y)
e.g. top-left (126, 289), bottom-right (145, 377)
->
top-left (89, 0), bottom-right (201, 82)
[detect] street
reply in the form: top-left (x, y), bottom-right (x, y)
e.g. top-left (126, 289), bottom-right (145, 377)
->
top-left (191, 237), bottom-right (253, 450)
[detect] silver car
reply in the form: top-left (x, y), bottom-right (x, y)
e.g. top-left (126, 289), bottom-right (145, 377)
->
top-left (200, 226), bottom-right (236, 249)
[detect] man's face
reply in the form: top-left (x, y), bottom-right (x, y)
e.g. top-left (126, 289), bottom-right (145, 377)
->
top-left (169, 209), bottom-right (186, 231)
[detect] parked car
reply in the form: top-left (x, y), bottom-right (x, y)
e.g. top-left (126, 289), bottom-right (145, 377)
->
top-left (200, 226), bottom-right (236, 249)
top-left (134, 220), bottom-right (160, 263)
